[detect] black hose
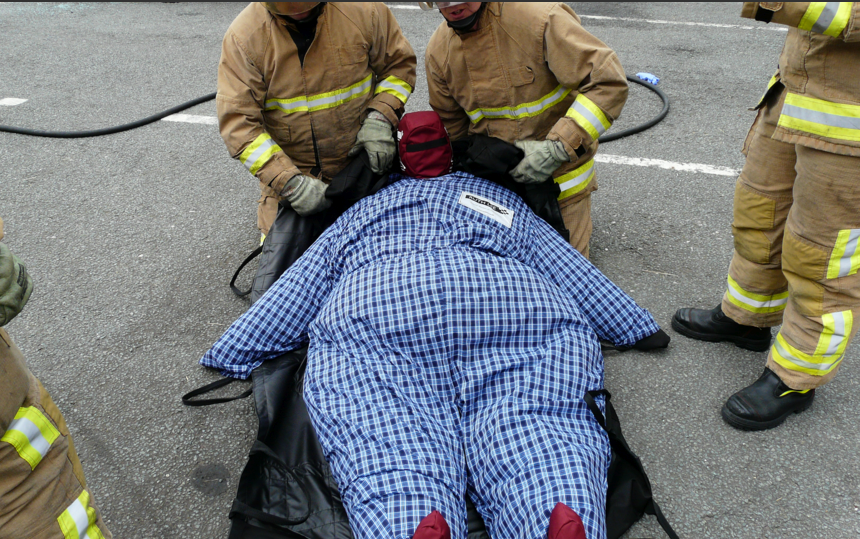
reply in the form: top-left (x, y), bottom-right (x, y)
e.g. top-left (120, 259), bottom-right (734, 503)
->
top-left (598, 75), bottom-right (669, 143)
top-left (0, 74), bottom-right (668, 140)
top-left (0, 92), bottom-right (216, 138)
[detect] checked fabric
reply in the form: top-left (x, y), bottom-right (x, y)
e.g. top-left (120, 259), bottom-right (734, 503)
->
top-left (201, 172), bottom-right (660, 539)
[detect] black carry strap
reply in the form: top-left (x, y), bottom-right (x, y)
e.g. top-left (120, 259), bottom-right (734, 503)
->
top-left (231, 246), bottom-right (263, 297)
top-left (181, 377), bottom-right (252, 406)
top-left (584, 390), bottom-right (680, 539)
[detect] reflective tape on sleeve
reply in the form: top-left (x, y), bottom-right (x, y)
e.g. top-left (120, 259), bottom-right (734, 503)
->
top-left (57, 490), bottom-right (106, 539)
top-left (565, 94), bottom-right (612, 140)
top-left (239, 133), bottom-right (282, 175)
top-left (771, 311), bottom-right (853, 377)
top-left (827, 229), bottom-right (860, 279)
top-left (466, 85), bottom-right (572, 123)
top-left (375, 76), bottom-right (413, 104)
top-left (798, 2), bottom-right (852, 37)
top-left (555, 158), bottom-right (595, 200)
top-left (1, 406), bottom-right (60, 470)
top-left (779, 92), bottom-right (860, 143)
top-left (725, 275), bottom-right (789, 314)
top-left (266, 74), bottom-right (373, 115)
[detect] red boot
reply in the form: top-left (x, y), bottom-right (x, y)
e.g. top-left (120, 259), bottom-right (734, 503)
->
top-left (547, 502), bottom-right (586, 539)
top-left (413, 510), bottom-right (451, 539)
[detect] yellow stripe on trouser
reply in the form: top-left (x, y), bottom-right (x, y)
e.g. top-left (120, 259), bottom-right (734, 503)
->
top-left (265, 74), bottom-right (373, 114)
top-left (239, 133), bottom-right (283, 175)
top-left (57, 490), bottom-right (106, 539)
top-left (565, 94), bottom-right (612, 140)
top-left (0, 406), bottom-right (60, 470)
top-left (778, 93), bottom-right (860, 143)
top-left (827, 229), bottom-right (860, 279)
top-left (725, 275), bottom-right (789, 314)
top-left (465, 85), bottom-right (572, 123)
top-left (798, 2), bottom-right (852, 37)
top-left (771, 310), bottom-right (854, 376)
top-left (375, 76), bottom-right (413, 104)
top-left (555, 159), bottom-right (595, 200)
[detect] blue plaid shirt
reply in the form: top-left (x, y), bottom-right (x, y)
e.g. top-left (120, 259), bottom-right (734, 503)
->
top-left (201, 172), bottom-right (659, 379)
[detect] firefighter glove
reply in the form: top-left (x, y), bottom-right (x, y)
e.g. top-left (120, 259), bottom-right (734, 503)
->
top-left (281, 174), bottom-right (331, 216)
top-left (510, 140), bottom-right (570, 184)
top-left (348, 110), bottom-right (396, 175)
top-left (0, 242), bottom-right (34, 327)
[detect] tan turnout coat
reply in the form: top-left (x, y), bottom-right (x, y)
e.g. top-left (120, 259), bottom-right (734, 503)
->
top-left (742, 2), bottom-right (860, 156)
top-left (217, 2), bottom-right (416, 230)
top-left (425, 2), bottom-right (628, 205)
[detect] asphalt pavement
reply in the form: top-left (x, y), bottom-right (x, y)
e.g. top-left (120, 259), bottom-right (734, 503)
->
top-left (1, 3), bottom-right (857, 538)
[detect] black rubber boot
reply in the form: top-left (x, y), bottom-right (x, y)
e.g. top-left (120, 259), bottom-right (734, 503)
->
top-left (722, 368), bottom-right (815, 431)
top-left (671, 305), bottom-right (772, 352)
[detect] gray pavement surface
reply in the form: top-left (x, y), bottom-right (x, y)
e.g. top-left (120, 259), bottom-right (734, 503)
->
top-left (0, 2), bottom-right (857, 538)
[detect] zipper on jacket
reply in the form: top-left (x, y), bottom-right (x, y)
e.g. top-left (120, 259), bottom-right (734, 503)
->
top-left (284, 10), bottom-right (323, 177)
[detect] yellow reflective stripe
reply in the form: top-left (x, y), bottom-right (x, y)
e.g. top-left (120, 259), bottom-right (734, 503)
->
top-left (565, 94), bottom-right (612, 140)
top-left (466, 85), bottom-right (572, 123)
top-left (757, 71), bottom-right (781, 105)
top-left (265, 74), bottom-right (373, 114)
top-left (57, 490), bottom-right (106, 539)
top-left (779, 388), bottom-right (812, 397)
top-left (771, 332), bottom-right (845, 376)
top-left (1, 406), bottom-right (60, 470)
top-left (814, 310), bottom-right (853, 358)
top-left (725, 275), bottom-right (789, 314)
top-left (827, 229), bottom-right (860, 279)
top-left (375, 75), bottom-right (413, 104)
top-left (779, 92), bottom-right (860, 142)
top-left (798, 2), bottom-right (852, 37)
top-left (555, 158), bottom-right (595, 199)
top-left (239, 133), bottom-right (283, 175)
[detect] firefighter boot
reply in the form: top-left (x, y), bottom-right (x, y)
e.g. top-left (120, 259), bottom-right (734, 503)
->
top-left (722, 368), bottom-right (815, 431)
top-left (412, 511), bottom-right (451, 539)
top-left (547, 503), bottom-right (586, 539)
top-left (672, 305), bottom-right (771, 352)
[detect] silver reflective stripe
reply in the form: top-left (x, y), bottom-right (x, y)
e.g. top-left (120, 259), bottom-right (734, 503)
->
top-left (307, 77), bottom-right (372, 110)
top-left (66, 498), bottom-right (92, 539)
top-left (774, 339), bottom-right (842, 372)
top-left (823, 312), bottom-right (848, 356)
top-left (838, 230), bottom-right (860, 278)
top-left (7, 416), bottom-right (51, 459)
top-left (781, 104), bottom-right (860, 130)
top-left (558, 161), bottom-right (594, 193)
top-left (727, 286), bottom-right (788, 309)
top-left (376, 79), bottom-right (412, 100)
top-left (467, 86), bottom-right (570, 122)
top-left (243, 138), bottom-right (279, 171)
top-left (571, 101), bottom-right (608, 136)
top-left (812, 2), bottom-right (841, 33)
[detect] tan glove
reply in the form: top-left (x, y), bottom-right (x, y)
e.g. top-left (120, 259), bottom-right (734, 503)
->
top-left (348, 110), bottom-right (396, 174)
top-left (280, 174), bottom-right (332, 216)
top-left (0, 242), bottom-right (34, 327)
top-left (510, 140), bottom-right (570, 184)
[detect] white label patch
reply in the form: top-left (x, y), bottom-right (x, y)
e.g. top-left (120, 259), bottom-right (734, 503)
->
top-left (458, 192), bottom-right (514, 228)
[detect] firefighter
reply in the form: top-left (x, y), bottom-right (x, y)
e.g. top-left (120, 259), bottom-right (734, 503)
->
top-left (422, 2), bottom-right (629, 257)
top-left (673, 2), bottom-right (860, 430)
top-left (0, 218), bottom-right (112, 538)
top-left (217, 2), bottom-right (417, 237)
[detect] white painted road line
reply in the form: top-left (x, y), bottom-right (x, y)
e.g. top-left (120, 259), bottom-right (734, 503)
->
top-left (161, 113), bottom-right (218, 125)
top-left (596, 154), bottom-right (740, 177)
top-left (384, 4), bottom-right (787, 32)
top-left (0, 98), bottom-right (28, 106)
top-left (577, 14), bottom-right (787, 32)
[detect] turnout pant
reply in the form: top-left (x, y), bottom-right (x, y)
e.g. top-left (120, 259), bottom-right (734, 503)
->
top-left (0, 329), bottom-right (111, 539)
top-left (721, 87), bottom-right (860, 390)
